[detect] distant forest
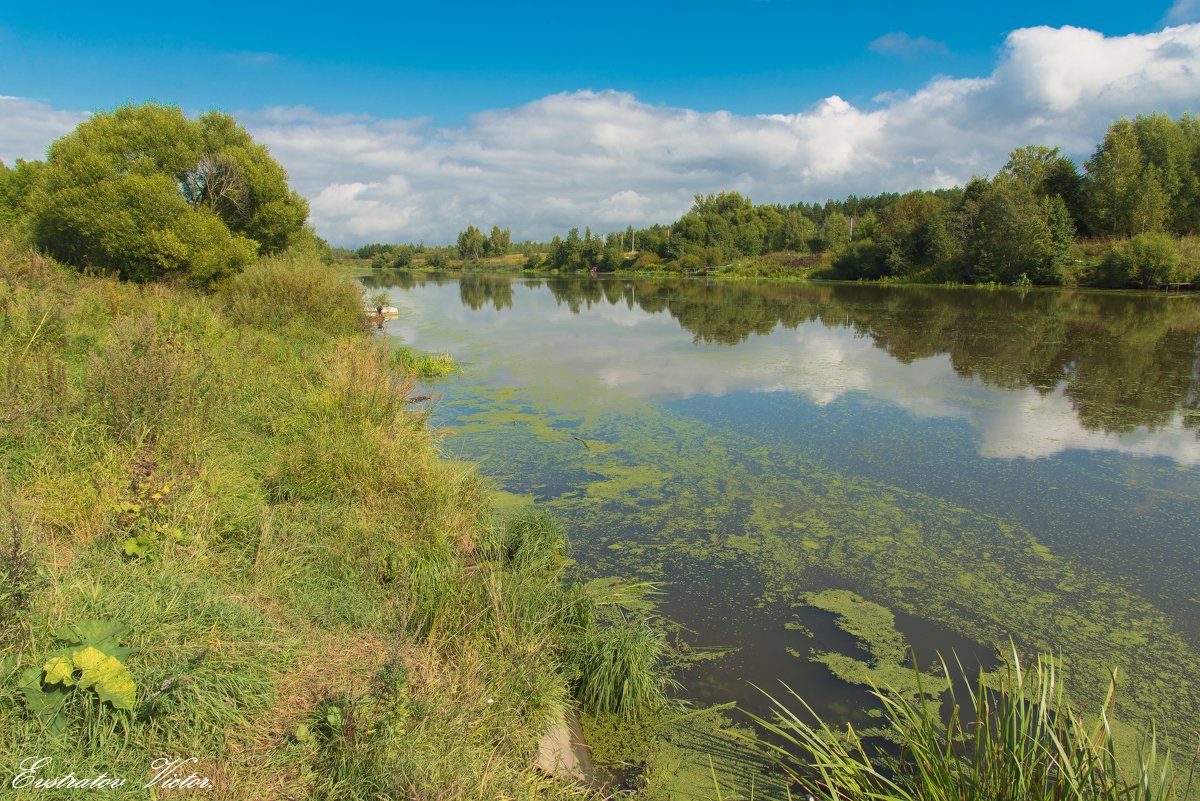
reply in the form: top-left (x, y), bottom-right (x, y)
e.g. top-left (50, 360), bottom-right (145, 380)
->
top-left (346, 113), bottom-right (1200, 289)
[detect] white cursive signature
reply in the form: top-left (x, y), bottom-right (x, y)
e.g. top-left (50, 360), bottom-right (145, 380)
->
top-left (12, 757), bottom-right (126, 790)
top-left (11, 756), bottom-right (213, 791)
top-left (145, 757), bottom-right (213, 789)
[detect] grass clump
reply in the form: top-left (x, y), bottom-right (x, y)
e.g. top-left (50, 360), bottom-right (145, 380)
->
top-left (749, 648), bottom-right (1197, 801)
top-left (221, 253), bottom-right (366, 336)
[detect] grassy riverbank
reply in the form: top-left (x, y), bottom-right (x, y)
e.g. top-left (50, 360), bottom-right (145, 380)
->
top-left (0, 241), bottom-right (696, 799)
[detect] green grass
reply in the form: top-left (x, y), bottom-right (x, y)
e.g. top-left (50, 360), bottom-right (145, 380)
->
top-left (0, 241), bottom-right (680, 798)
top-left (746, 647), bottom-right (1198, 801)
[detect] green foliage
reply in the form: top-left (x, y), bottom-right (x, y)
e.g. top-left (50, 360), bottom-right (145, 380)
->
top-left (18, 620), bottom-right (136, 735)
top-left (567, 617), bottom-right (677, 721)
top-left (961, 177), bottom-right (1063, 284)
top-left (28, 103), bottom-right (307, 284)
top-left (0, 158), bottom-right (43, 241)
top-left (488, 225), bottom-right (513, 256)
top-left (495, 508), bottom-right (570, 576)
top-left (115, 479), bottom-right (191, 559)
top-left (747, 649), bottom-right (1189, 801)
top-left (1087, 113), bottom-right (1200, 237)
top-left (1100, 232), bottom-right (1182, 288)
top-left (457, 224), bottom-right (487, 260)
top-left (220, 254), bottom-right (366, 336)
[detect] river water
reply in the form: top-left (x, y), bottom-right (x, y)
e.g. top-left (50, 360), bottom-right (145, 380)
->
top-left (361, 271), bottom-right (1200, 748)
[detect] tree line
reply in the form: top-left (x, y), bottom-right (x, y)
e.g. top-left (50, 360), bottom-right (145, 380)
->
top-left (424, 113), bottom-right (1199, 288)
top-left (12, 104), bottom-right (1194, 290)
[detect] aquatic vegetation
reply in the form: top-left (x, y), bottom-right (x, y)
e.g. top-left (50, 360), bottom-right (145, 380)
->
top-left (749, 649), bottom-right (1192, 801)
top-left (435, 377), bottom-right (1200, 757)
top-left (799, 590), bottom-right (950, 706)
top-left (372, 273), bottom-right (1200, 796)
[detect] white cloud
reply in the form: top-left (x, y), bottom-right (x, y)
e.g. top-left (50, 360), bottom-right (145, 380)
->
top-left (3, 23), bottom-right (1200, 244)
top-left (1165, 0), bottom-right (1200, 25)
top-left (869, 32), bottom-right (949, 58)
top-left (0, 97), bottom-right (88, 165)
top-left (244, 23), bottom-right (1200, 244)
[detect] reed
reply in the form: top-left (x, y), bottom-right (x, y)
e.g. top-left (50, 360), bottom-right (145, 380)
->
top-left (746, 648), bottom-right (1195, 801)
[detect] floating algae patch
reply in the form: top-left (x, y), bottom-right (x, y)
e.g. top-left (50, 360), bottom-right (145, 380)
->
top-left (437, 381), bottom-right (1200, 753)
top-left (798, 589), bottom-right (951, 705)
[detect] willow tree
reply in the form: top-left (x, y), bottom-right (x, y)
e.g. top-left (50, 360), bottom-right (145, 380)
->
top-left (31, 103), bottom-right (308, 283)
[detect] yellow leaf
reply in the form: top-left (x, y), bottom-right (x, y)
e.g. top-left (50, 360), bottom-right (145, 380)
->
top-left (43, 656), bottom-right (75, 686)
top-left (71, 646), bottom-right (137, 710)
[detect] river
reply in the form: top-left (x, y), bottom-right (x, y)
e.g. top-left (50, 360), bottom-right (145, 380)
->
top-left (360, 271), bottom-right (1200, 751)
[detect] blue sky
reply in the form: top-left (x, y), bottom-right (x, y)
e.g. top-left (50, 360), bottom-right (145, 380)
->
top-left (1, 1), bottom-right (1185, 120)
top-left (3, 1), bottom-right (1200, 244)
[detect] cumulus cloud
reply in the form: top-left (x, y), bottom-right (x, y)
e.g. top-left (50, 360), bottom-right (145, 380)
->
top-left (3, 23), bottom-right (1200, 244)
top-left (0, 96), bottom-right (88, 165)
top-left (869, 32), bottom-right (949, 58)
top-left (242, 23), bottom-right (1200, 244)
top-left (1165, 0), bottom-right (1200, 25)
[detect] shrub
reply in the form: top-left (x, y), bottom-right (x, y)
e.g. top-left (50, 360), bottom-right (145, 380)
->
top-left (221, 256), bottom-right (365, 337)
top-left (1100, 233), bottom-right (1181, 288)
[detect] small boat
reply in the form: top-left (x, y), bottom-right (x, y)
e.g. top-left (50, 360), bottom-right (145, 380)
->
top-left (366, 306), bottom-right (400, 316)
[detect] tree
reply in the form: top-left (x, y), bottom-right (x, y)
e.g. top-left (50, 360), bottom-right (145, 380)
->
top-left (486, 225), bottom-right (511, 256)
top-left (1002, 145), bottom-right (1086, 232)
top-left (1084, 118), bottom-right (1174, 237)
top-left (875, 192), bottom-right (952, 276)
top-left (962, 177), bottom-right (1057, 284)
top-left (456, 225), bottom-right (486, 260)
top-left (777, 209), bottom-right (816, 252)
top-left (818, 211), bottom-right (853, 251)
top-left (30, 103), bottom-right (308, 283)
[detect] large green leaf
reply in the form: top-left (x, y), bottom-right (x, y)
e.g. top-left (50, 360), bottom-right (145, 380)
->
top-left (53, 620), bottom-right (134, 661)
top-left (19, 665), bottom-right (72, 735)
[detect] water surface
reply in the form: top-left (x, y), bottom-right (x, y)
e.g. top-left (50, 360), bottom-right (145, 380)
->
top-left (362, 272), bottom-right (1200, 745)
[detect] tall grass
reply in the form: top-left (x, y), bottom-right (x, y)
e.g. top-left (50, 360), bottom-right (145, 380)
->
top-left (220, 254), bottom-right (366, 336)
top-left (747, 649), bottom-right (1196, 801)
top-left (2, 245), bottom-right (653, 799)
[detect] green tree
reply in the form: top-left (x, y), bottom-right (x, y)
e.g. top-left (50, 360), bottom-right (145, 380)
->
top-left (457, 225), bottom-right (486, 260)
top-left (186, 111), bottom-right (309, 253)
top-left (1002, 144), bottom-right (1086, 233)
top-left (875, 192), bottom-right (953, 276)
top-left (0, 159), bottom-right (44, 238)
top-left (30, 103), bottom-right (306, 283)
top-left (486, 225), bottom-right (511, 256)
top-left (777, 209), bottom-right (816, 251)
top-left (962, 178), bottom-right (1056, 284)
top-left (818, 211), bottom-right (853, 251)
top-left (1084, 117), bottom-right (1179, 237)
